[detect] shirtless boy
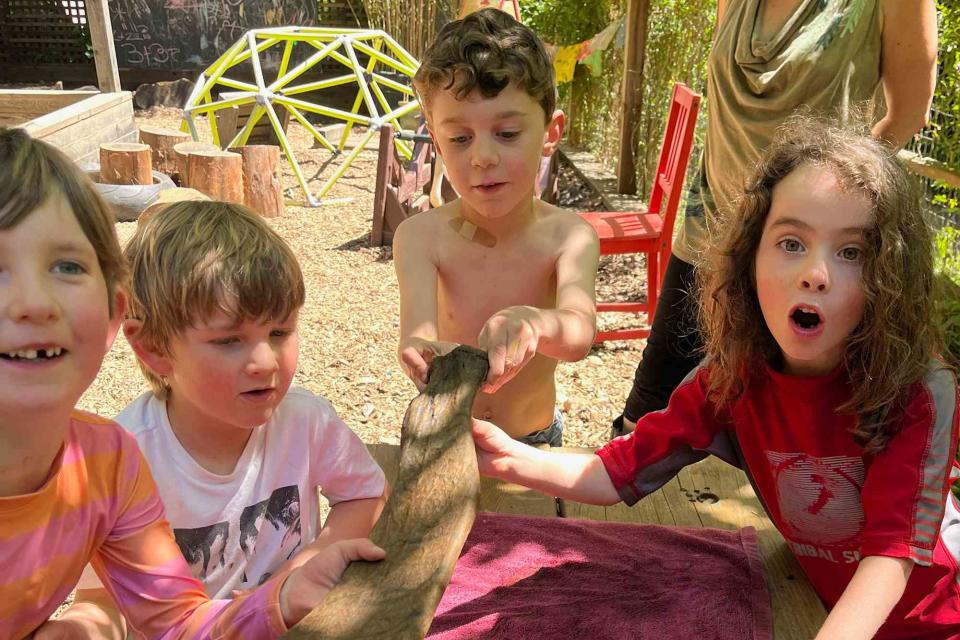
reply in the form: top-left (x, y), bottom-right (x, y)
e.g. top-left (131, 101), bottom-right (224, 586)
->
top-left (394, 8), bottom-right (599, 444)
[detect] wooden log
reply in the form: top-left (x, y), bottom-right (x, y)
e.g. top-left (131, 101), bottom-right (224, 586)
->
top-left (172, 141), bottom-right (220, 187)
top-left (286, 346), bottom-right (488, 640)
top-left (138, 187), bottom-right (211, 227)
top-left (236, 145), bottom-right (284, 217)
top-left (186, 149), bottom-right (243, 203)
top-left (139, 125), bottom-right (191, 177)
top-left (99, 142), bottom-right (152, 185)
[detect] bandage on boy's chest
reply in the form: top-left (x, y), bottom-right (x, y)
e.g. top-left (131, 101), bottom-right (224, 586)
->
top-left (449, 217), bottom-right (497, 247)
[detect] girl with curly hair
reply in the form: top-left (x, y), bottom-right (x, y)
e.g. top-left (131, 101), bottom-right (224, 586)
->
top-left (472, 121), bottom-right (960, 639)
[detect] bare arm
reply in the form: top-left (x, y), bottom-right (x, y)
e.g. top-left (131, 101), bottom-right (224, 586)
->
top-left (394, 218), bottom-right (456, 389)
top-left (278, 489), bottom-right (389, 574)
top-left (472, 418), bottom-right (619, 504)
top-left (479, 219), bottom-right (599, 391)
top-left (813, 555), bottom-right (913, 639)
top-left (872, 0), bottom-right (938, 147)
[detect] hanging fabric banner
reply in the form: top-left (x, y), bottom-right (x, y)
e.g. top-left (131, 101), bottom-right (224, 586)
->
top-left (546, 17), bottom-right (625, 84)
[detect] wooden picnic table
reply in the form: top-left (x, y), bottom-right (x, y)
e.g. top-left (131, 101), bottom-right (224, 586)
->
top-left (367, 443), bottom-right (827, 640)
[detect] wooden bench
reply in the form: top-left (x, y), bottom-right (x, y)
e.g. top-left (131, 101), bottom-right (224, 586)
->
top-left (366, 443), bottom-right (827, 639)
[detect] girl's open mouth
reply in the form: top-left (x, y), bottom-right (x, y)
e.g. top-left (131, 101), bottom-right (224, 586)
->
top-left (789, 305), bottom-right (825, 336)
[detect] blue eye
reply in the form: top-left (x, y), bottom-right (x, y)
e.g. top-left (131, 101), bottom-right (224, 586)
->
top-left (778, 239), bottom-right (803, 253)
top-left (53, 260), bottom-right (86, 275)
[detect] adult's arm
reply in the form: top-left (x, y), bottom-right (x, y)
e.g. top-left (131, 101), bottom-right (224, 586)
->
top-left (872, 0), bottom-right (938, 148)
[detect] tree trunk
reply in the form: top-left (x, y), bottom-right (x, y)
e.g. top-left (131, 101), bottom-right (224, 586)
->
top-left (186, 149), bottom-right (243, 203)
top-left (237, 145), bottom-right (284, 217)
top-left (172, 141), bottom-right (221, 187)
top-left (139, 125), bottom-right (191, 177)
top-left (285, 346), bottom-right (488, 640)
top-left (99, 142), bottom-right (152, 185)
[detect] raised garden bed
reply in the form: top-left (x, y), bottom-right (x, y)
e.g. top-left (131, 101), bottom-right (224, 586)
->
top-left (2, 90), bottom-right (137, 163)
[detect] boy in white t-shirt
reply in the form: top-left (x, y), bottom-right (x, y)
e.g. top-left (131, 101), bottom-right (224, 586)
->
top-left (65, 201), bottom-right (388, 633)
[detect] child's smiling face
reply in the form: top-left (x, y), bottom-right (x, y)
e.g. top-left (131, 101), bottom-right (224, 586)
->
top-left (0, 195), bottom-right (122, 418)
top-left (427, 82), bottom-right (563, 223)
top-left (754, 163), bottom-right (873, 376)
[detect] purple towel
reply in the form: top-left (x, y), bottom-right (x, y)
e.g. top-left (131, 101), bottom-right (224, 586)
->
top-left (427, 512), bottom-right (772, 640)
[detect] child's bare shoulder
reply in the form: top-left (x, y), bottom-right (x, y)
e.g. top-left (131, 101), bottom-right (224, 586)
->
top-left (535, 201), bottom-right (599, 242)
top-left (393, 201), bottom-right (458, 249)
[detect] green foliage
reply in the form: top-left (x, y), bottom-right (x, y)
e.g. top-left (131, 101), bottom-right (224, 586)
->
top-left (634, 0), bottom-right (715, 196)
top-left (934, 226), bottom-right (960, 369)
top-left (523, 1), bottom-right (622, 153)
top-left (925, 4), bottom-right (960, 210)
top-left (359, 0), bottom-right (452, 58)
top-left (523, 0), bottom-right (613, 42)
top-left (524, 0), bottom-right (715, 198)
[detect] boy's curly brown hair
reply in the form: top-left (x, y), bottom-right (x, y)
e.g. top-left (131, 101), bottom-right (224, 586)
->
top-left (700, 118), bottom-right (939, 454)
top-left (413, 7), bottom-right (556, 121)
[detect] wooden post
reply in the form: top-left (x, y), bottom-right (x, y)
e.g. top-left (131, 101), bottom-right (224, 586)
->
top-left (286, 346), bottom-right (488, 639)
top-left (139, 125), bottom-right (191, 177)
top-left (186, 149), bottom-right (243, 203)
top-left (83, 0), bottom-right (121, 93)
top-left (616, 0), bottom-right (650, 195)
top-left (172, 141), bottom-right (221, 187)
top-left (237, 145), bottom-right (284, 217)
top-left (371, 125), bottom-right (396, 247)
top-left (99, 142), bottom-right (152, 185)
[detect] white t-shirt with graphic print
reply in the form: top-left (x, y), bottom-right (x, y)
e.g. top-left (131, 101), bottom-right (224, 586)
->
top-left (108, 386), bottom-right (386, 598)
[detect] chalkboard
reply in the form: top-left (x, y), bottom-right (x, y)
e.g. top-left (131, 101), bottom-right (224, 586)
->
top-left (109, 0), bottom-right (319, 70)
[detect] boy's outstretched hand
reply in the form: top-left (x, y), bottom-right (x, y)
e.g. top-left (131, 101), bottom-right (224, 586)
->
top-left (477, 306), bottom-right (541, 393)
top-left (279, 538), bottom-right (385, 627)
top-left (399, 337), bottom-right (460, 391)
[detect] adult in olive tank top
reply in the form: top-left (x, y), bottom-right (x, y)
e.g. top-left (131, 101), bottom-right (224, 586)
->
top-left (615, 0), bottom-right (936, 430)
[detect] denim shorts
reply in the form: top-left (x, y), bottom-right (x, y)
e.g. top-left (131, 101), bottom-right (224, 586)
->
top-left (517, 408), bottom-right (564, 447)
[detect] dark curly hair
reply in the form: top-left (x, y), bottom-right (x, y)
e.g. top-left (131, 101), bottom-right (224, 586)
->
top-left (413, 7), bottom-right (556, 121)
top-left (700, 117), bottom-right (940, 454)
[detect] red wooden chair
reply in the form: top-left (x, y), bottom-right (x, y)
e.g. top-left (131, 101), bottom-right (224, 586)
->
top-left (579, 82), bottom-right (701, 342)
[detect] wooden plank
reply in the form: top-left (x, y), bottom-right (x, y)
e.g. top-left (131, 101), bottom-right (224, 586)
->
top-left (559, 145), bottom-right (647, 212)
top-left (288, 347), bottom-right (488, 639)
top-left (0, 90), bottom-right (98, 125)
top-left (616, 0), bottom-right (650, 195)
top-left (83, 0), bottom-right (121, 92)
top-left (27, 95), bottom-right (136, 163)
top-left (899, 149), bottom-right (960, 189)
top-left (21, 92), bottom-right (130, 139)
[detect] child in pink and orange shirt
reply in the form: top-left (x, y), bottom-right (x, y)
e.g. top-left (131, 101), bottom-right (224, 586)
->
top-left (0, 127), bottom-right (383, 639)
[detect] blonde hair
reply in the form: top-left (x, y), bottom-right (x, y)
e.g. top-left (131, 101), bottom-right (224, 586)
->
top-left (0, 128), bottom-right (126, 306)
top-left (124, 201), bottom-right (305, 398)
top-left (700, 118), bottom-right (939, 454)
